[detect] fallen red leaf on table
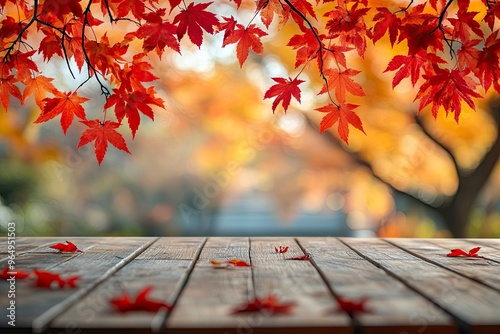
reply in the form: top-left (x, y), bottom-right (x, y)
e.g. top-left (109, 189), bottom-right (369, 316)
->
top-left (274, 246), bottom-right (289, 253)
top-left (33, 270), bottom-right (79, 288)
top-left (335, 296), bottom-right (368, 315)
top-left (110, 286), bottom-right (173, 313)
top-left (232, 294), bottom-right (295, 315)
top-left (286, 253), bottom-right (311, 260)
top-left (447, 246), bottom-right (483, 258)
top-left (49, 241), bottom-right (83, 253)
top-left (211, 259), bottom-right (252, 267)
top-left (0, 267), bottom-right (31, 279)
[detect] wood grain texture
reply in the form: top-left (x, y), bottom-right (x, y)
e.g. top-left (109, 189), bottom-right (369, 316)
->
top-left (250, 237), bottom-right (351, 334)
top-left (50, 237), bottom-right (205, 334)
top-left (1, 237), bottom-right (500, 334)
top-left (341, 238), bottom-right (500, 334)
top-left (298, 237), bottom-right (454, 334)
top-left (387, 238), bottom-right (500, 292)
top-left (166, 237), bottom-right (254, 334)
top-left (0, 237), bottom-right (155, 331)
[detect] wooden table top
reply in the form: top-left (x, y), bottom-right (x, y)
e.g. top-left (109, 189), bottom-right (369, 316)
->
top-left (1, 237), bottom-right (499, 334)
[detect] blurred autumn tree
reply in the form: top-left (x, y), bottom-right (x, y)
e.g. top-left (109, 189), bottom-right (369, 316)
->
top-left (1, 0), bottom-right (499, 237)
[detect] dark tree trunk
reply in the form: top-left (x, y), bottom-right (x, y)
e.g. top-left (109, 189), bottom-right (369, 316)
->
top-left (436, 101), bottom-right (500, 237)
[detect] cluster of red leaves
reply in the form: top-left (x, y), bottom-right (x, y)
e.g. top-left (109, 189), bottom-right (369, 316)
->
top-left (0, 267), bottom-right (31, 279)
top-left (231, 294), bottom-right (295, 315)
top-left (110, 286), bottom-right (173, 313)
top-left (274, 246), bottom-right (289, 253)
top-left (32, 269), bottom-right (79, 288)
top-left (49, 241), bottom-right (84, 253)
top-left (211, 259), bottom-right (252, 267)
top-left (2, 0), bottom-right (499, 161)
top-left (335, 296), bottom-right (369, 315)
top-left (447, 246), bottom-right (483, 258)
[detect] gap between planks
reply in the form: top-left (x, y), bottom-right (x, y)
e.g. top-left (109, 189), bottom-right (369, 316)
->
top-left (384, 238), bottom-right (500, 294)
top-left (32, 238), bottom-right (160, 333)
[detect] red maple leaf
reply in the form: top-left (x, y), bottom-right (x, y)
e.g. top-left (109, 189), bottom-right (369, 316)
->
top-left (22, 75), bottom-right (57, 107)
top-left (0, 75), bottom-right (22, 111)
top-left (485, 2), bottom-right (500, 30)
top-left (116, 54), bottom-right (160, 93)
top-left (49, 241), bottom-right (84, 253)
top-left (317, 103), bottom-right (365, 144)
top-left (1, 267), bottom-right (30, 279)
top-left (274, 246), bottom-right (289, 253)
top-left (40, 0), bottom-right (83, 22)
top-left (286, 253), bottom-right (312, 260)
top-left (105, 88), bottom-right (164, 138)
top-left (319, 68), bottom-right (365, 102)
top-left (222, 23), bottom-right (267, 67)
top-left (0, 16), bottom-right (24, 40)
top-left (447, 246), bottom-right (483, 257)
top-left (211, 259), bottom-right (252, 267)
top-left (85, 34), bottom-right (128, 78)
top-left (219, 16), bottom-right (238, 46)
top-left (77, 119), bottom-right (131, 165)
top-left (33, 270), bottom-right (79, 289)
top-left (457, 39), bottom-right (481, 71)
top-left (110, 286), bottom-right (173, 313)
top-left (335, 296), bottom-right (368, 315)
top-left (232, 294), bottom-right (295, 314)
top-left (448, 8), bottom-right (483, 41)
top-left (112, 0), bottom-right (145, 19)
top-left (168, 0), bottom-right (182, 12)
top-left (416, 67), bottom-right (482, 122)
top-left (264, 77), bottom-right (305, 112)
top-left (39, 28), bottom-right (64, 61)
top-left (5, 50), bottom-right (39, 84)
top-left (384, 50), bottom-right (446, 88)
top-left (371, 7), bottom-right (400, 45)
top-left (258, 0), bottom-right (290, 29)
top-left (325, 3), bottom-right (370, 57)
top-left (287, 29), bottom-right (320, 68)
top-left (34, 91), bottom-right (88, 134)
top-left (475, 30), bottom-right (500, 94)
top-left (133, 9), bottom-right (180, 58)
top-left (173, 2), bottom-right (219, 47)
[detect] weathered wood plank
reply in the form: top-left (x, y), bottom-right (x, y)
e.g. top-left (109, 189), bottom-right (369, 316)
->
top-left (298, 237), bottom-right (454, 334)
top-left (0, 237), bottom-right (156, 332)
top-left (387, 238), bottom-right (500, 292)
top-left (250, 237), bottom-right (351, 334)
top-left (166, 237), bottom-right (255, 334)
top-left (465, 239), bottom-right (500, 251)
top-left (341, 238), bottom-right (500, 334)
top-left (0, 237), bottom-right (99, 261)
top-left (49, 237), bottom-right (205, 334)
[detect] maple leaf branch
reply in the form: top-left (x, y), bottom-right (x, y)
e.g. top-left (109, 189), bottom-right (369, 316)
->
top-left (281, 0), bottom-right (338, 106)
top-left (1, 0), bottom-right (38, 67)
top-left (395, 0), bottom-right (414, 14)
top-left (101, 0), bottom-right (140, 25)
top-left (431, 0), bottom-right (456, 58)
top-left (282, 0), bottom-right (323, 72)
top-left (80, 0), bottom-right (112, 99)
top-left (60, 24), bottom-right (77, 80)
